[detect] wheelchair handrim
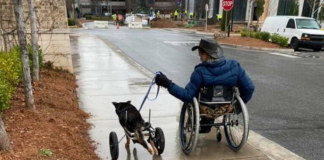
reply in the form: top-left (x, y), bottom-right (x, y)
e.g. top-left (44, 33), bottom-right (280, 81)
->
top-left (224, 96), bottom-right (249, 151)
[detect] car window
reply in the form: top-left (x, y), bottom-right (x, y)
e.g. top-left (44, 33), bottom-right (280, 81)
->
top-left (286, 19), bottom-right (296, 28)
top-left (296, 19), bottom-right (320, 29)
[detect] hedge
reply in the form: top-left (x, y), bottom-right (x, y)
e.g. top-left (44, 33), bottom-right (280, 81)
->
top-left (0, 46), bottom-right (42, 110)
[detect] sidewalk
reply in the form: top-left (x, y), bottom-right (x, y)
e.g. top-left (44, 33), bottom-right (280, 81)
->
top-left (69, 33), bottom-right (304, 160)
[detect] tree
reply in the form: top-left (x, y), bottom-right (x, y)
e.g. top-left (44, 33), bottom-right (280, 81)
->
top-left (0, 116), bottom-right (12, 151)
top-left (318, 7), bottom-right (324, 24)
top-left (246, 0), bottom-right (255, 37)
top-left (13, 0), bottom-right (35, 110)
top-left (255, 0), bottom-right (265, 29)
top-left (27, 0), bottom-right (39, 82)
top-left (288, 0), bottom-right (299, 16)
top-left (305, 0), bottom-right (324, 18)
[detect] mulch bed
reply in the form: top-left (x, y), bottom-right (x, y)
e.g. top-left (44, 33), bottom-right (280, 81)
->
top-left (217, 36), bottom-right (283, 49)
top-left (0, 69), bottom-right (99, 160)
top-left (151, 19), bottom-right (178, 28)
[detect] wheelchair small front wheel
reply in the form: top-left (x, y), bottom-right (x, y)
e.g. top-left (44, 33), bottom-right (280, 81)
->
top-left (223, 96), bottom-right (249, 152)
top-left (179, 98), bottom-right (200, 154)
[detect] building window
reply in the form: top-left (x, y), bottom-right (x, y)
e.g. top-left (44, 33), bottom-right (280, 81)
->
top-left (277, 0), bottom-right (292, 15)
top-left (148, 0), bottom-right (154, 4)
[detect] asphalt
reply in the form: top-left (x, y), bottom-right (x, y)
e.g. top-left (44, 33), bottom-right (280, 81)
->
top-left (71, 25), bottom-right (308, 159)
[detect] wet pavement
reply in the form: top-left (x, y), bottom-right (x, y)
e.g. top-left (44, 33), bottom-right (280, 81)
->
top-left (70, 32), bottom-right (304, 160)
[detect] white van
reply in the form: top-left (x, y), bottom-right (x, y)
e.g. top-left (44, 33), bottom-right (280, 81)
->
top-left (261, 16), bottom-right (324, 51)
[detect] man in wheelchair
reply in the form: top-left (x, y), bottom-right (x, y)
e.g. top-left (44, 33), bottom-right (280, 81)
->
top-left (155, 39), bottom-right (255, 133)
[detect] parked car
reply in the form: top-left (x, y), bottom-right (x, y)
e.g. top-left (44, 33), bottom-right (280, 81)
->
top-left (261, 16), bottom-right (324, 51)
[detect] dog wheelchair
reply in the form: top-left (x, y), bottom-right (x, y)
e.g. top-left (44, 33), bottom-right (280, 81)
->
top-left (179, 85), bottom-right (249, 154)
top-left (109, 110), bottom-right (165, 160)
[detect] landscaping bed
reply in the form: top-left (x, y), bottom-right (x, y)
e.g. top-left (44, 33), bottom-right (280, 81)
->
top-left (217, 36), bottom-right (283, 49)
top-left (151, 19), bottom-right (178, 28)
top-left (0, 68), bottom-right (99, 160)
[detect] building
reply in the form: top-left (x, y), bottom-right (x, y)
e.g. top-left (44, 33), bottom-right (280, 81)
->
top-left (189, 0), bottom-right (324, 24)
top-left (0, 0), bottom-right (73, 72)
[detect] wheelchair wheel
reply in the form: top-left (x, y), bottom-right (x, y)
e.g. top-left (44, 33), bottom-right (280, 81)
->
top-left (179, 98), bottom-right (200, 154)
top-left (154, 127), bottom-right (165, 155)
top-left (109, 132), bottom-right (119, 160)
top-left (223, 96), bottom-right (249, 152)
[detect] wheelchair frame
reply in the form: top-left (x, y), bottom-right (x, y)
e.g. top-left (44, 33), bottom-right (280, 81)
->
top-left (179, 87), bottom-right (249, 154)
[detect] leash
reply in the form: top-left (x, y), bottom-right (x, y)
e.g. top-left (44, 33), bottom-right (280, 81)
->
top-left (138, 71), bottom-right (161, 112)
top-left (117, 72), bottom-right (161, 144)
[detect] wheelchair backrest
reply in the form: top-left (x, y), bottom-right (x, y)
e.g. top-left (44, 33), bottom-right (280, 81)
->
top-left (198, 85), bottom-right (234, 103)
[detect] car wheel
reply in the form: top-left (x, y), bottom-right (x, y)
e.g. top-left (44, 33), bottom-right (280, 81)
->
top-left (290, 38), bottom-right (299, 51)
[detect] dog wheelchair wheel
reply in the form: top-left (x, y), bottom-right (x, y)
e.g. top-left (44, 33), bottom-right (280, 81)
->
top-left (154, 127), bottom-right (165, 155)
top-left (179, 98), bottom-right (200, 154)
top-left (223, 96), bottom-right (249, 152)
top-left (109, 132), bottom-right (119, 160)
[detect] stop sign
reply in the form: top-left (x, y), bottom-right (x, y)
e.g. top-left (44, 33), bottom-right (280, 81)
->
top-left (222, 0), bottom-right (234, 11)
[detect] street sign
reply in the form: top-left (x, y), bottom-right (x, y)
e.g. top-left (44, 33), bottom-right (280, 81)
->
top-left (222, 0), bottom-right (234, 11)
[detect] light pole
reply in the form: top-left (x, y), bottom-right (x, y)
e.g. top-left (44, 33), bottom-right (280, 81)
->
top-left (205, 3), bottom-right (208, 31)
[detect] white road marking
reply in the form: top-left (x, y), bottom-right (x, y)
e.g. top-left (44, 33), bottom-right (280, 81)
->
top-left (163, 41), bottom-right (199, 46)
top-left (268, 52), bottom-right (301, 58)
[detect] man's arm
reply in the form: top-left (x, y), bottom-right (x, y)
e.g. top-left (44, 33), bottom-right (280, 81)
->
top-left (168, 70), bottom-right (202, 103)
top-left (237, 64), bottom-right (255, 103)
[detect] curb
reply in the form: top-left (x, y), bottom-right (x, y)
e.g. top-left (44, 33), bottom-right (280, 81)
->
top-left (219, 43), bottom-right (295, 53)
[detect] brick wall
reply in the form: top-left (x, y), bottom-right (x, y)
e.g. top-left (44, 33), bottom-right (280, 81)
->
top-left (0, 0), bottom-right (68, 31)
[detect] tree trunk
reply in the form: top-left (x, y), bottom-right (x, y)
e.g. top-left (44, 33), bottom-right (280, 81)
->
top-left (13, 0), bottom-right (35, 110)
top-left (27, 0), bottom-right (39, 82)
top-left (312, 0), bottom-right (317, 18)
top-left (246, 0), bottom-right (255, 37)
top-left (0, 116), bottom-right (12, 151)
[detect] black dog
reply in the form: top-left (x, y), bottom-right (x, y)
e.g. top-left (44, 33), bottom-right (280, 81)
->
top-left (112, 101), bottom-right (157, 155)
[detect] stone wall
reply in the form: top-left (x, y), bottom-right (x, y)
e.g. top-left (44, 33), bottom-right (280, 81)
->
top-left (0, 0), bottom-right (73, 72)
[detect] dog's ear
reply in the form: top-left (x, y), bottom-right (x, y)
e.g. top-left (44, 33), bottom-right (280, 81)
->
top-left (112, 102), bottom-right (119, 108)
top-left (126, 101), bottom-right (131, 104)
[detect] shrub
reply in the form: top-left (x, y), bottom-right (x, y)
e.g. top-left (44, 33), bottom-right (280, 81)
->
top-left (271, 33), bottom-right (281, 44)
top-left (241, 30), bottom-right (247, 37)
top-left (0, 48), bottom-right (21, 110)
top-left (249, 31), bottom-right (255, 38)
top-left (0, 79), bottom-right (13, 111)
top-left (278, 37), bottom-right (289, 47)
top-left (68, 18), bottom-right (76, 26)
top-left (270, 33), bottom-right (288, 47)
top-left (0, 48), bottom-right (22, 86)
top-left (255, 32), bottom-right (261, 39)
top-left (85, 15), bottom-right (92, 19)
top-left (260, 31), bottom-right (270, 41)
top-left (0, 45), bottom-right (43, 110)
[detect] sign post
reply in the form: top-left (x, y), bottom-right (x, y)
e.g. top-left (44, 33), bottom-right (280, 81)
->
top-left (222, 0), bottom-right (234, 37)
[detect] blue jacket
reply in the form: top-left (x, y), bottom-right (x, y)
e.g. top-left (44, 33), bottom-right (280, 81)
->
top-left (167, 58), bottom-right (255, 103)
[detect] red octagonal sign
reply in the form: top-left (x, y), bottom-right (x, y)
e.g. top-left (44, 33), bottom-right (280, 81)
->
top-left (222, 0), bottom-right (234, 11)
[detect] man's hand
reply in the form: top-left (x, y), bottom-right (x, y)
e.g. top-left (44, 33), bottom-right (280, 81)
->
top-left (155, 72), bottom-right (172, 88)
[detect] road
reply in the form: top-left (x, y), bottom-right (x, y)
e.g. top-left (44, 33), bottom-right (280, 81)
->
top-left (72, 23), bottom-right (324, 160)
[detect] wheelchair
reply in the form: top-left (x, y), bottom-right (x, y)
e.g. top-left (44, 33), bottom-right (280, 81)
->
top-left (179, 85), bottom-right (249, 154)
